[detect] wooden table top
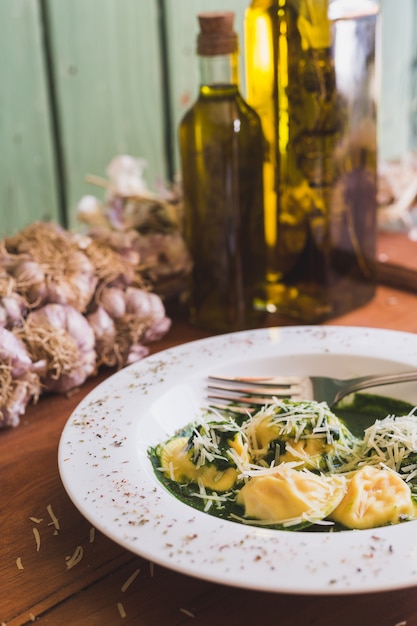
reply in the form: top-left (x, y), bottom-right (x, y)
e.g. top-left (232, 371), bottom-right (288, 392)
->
top-left (2, 235), bottom-right (417, 626)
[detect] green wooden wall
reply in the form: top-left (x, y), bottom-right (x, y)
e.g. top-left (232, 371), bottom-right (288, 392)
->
top-left (1, 0), bottom-right (416, 238)
top-left (379, 0), bottom-right (416, 160)
top-left (0, 0), bottom-right (60, 235)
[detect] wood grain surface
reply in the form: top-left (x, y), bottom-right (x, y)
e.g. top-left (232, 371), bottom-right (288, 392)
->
top-left (2, 278), bottom-right (417, 625)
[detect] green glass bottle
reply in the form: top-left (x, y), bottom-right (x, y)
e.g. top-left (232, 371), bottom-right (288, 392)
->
top-left (179, 12), bottom-right (266, 332)
top-left (245, 0), bottom-right (379, 322)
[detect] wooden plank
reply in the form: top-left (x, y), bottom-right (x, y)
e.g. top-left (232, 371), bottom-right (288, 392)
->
top-left (0, 370), bottom-right (135, 625)
top-left (379, 0), bottom-right (415, 160)
top-left (0, 0), bottom-right (60, 237)
top-left (410, 0), bottom-right (417, 149)
top-left (4, 282), bottom-right (417, 623)
top-left (46, 0), bottom-right (168, 231)
top-left (163, 0), bottom-right (248, 175)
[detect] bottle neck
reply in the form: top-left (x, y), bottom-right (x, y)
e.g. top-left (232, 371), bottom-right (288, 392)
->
top-left (198, 52), bottom-right (239, 91)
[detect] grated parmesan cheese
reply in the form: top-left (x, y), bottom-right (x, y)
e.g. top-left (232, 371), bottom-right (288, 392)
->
top-left (121, 568), bottom-right (140, 592)
top-left (47, 504), bottom-right (60, 532)
top-left (32, 527), bottom-right (41, 552)
top-left (117, 602), bottom-right (127, 618)
top-left (65, 545), bottom-right (84, 569)
top-left (16, 557), bottom-right (24, 570)
top-left (360, 413), bottom-right (417, 480)
top-left (152, 400), bottom-right (417, 532)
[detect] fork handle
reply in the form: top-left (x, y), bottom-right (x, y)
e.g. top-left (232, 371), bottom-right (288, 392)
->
top-left (336, 370), bottom-right (417, 404)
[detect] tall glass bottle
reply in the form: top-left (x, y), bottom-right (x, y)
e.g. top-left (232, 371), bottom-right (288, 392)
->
top-left (179, 12), bottom-right (266, 332)
top-left (245, 0), bottom-right (379, 322)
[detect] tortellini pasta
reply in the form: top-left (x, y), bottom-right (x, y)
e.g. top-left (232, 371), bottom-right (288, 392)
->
top-left (330, 465), bottom-right (416, 529)
top-left (244, 400), bottom-right (360, 471)
top-left (150, 400), bottom-right (417, 531)
top-left (156, 420), bottom-right (247, 492)
top-left (158, 435), bottom-right (239, 491)
top-left (236, 466), bottom-right (346, 526)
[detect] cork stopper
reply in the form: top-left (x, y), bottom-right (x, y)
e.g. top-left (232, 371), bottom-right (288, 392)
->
top-left (197, 12), bottom-right (238, 56)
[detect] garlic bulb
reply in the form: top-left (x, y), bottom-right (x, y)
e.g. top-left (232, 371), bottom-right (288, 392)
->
top-left (21, 303), bottom-right (96, 393)
top-left (0, 327), bottom-right (43, 428)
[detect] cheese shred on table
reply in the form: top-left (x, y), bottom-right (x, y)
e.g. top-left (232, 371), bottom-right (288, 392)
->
top-left (65, 545), bottom-right (84, 569)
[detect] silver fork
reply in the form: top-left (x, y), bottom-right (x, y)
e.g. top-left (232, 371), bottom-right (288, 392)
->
top-left (207, 370), bottom-right (417, 411)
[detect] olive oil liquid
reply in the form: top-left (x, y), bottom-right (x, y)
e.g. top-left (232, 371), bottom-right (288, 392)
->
top-left (245, 0), bottom-right (378, 322)
top-left (179, 46), bottom-right (267, 331)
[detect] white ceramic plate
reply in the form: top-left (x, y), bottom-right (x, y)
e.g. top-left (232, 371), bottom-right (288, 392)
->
top-left (58, 326), bottom-right (417, 595)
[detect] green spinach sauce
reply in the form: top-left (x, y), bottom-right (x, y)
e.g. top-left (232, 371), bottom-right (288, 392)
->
top-left (149, 393), bottom-right (415, 533)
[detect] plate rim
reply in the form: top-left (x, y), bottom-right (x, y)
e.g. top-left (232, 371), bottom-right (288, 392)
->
top-left (58, 325), bottom-right (417, 595)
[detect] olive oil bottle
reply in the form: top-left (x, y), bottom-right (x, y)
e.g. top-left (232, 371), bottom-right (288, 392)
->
top-left (245, 0), bottom-right (379, 322)
top-left (179, 12), bottom-right (266, 332)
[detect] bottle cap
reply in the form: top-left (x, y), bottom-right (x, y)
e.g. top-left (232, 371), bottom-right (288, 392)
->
top-left (197, 12), bottom-right (238, 56)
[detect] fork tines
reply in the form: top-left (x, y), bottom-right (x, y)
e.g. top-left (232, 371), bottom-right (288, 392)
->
top-left (207, 374), bottom-right (311, 409)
